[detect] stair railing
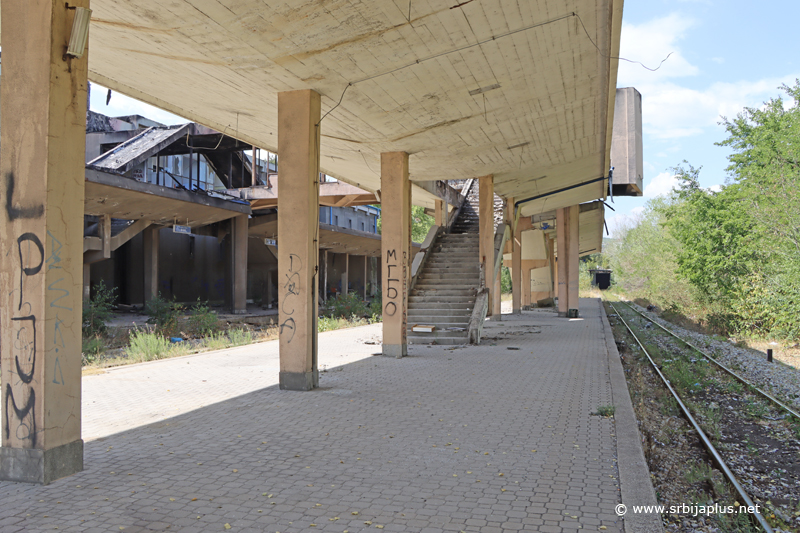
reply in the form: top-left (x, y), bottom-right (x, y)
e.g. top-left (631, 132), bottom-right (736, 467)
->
top-left (444, 178), bottom-right (475, 233)
top-left (468, 222), bottom-right (510, 344)
top-left (409, 224), bottom-right (443, 292)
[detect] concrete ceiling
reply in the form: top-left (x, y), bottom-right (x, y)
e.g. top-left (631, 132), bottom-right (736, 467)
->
top-left (0, 0), bottom-right (622, 213)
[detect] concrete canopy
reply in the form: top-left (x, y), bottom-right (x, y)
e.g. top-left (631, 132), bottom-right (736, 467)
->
top-left (0, 0), bottom-right (622, 214)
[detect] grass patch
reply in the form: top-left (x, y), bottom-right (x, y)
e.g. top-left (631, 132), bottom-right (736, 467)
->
top-left (127, 329), bottom-right (188, 362)
top-left (592, 405), bottom-right (615, 417)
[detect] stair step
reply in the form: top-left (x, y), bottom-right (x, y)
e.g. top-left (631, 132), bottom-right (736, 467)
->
top-left (407, 315), bottom-right (471, 321)
top-left (410, 290), bottom-right (476, 298)
top-left (407, 335), bottom-right (469, 345)
top-left (407, 302), bottom-right (474, 309)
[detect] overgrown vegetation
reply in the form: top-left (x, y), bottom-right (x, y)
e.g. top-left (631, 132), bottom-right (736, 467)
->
top-left (144, 294), bottom-right (183, 332)
top-left (82, 281), bottom-right (117, 337)
top-left (187, 299), bottom-right (219, 336)
top-left (326, 292), bottom-right (370, 319)
top-left (607, 80), bottom-right (800, 341)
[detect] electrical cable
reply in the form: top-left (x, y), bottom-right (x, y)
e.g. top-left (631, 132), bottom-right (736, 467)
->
top-left (315, 12), bottom-right (672, 125)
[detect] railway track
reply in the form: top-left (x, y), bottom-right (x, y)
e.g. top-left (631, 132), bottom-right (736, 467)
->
top-left (607, 300), bottom-right (800, 533)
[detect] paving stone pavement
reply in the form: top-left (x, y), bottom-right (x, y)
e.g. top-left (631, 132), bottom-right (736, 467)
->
top-left (0, 298), bottom-right (625, 533)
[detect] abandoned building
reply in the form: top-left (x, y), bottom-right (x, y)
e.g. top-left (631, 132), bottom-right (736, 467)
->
top-left (82, 110), bottom-right (390, 310)
top-left (0, 0), bottom-right (641, 486)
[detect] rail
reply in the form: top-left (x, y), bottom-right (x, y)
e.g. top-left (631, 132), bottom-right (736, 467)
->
top-left (608, 301), bottom-right (774, 533)
top-left (620, 301), bottom-right (800, 420)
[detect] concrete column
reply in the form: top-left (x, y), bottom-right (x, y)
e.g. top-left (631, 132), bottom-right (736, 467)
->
top-left (478, 176), bottom-right (494, 314)
top-left (556, 206), bottom-right (580, 317)
top-left (523, 267), bottom-right (532, 307)
top-left (363, 255), bottom-right (368, 299)
top-left (556, 208), bottom-right (568, 315)
top-left (143, 226), bottom-right (160, 303)
top-left (277, 89), bottom-right (321, 391)
top-left (567, 205), bottom-right (580, 314)
top-left (232, 214), bottom-right (248, 314)
top-left (434, 200), bottom-right (444, 226)
top-left (381, 152), bottom-right (411, 358)
top-left (511, 204), bottom-right (521, 314)
top-left (342, 253), bottom-right (349, 295)
top-left (266, 266), bottom-right (274, 308)
top-left (493, 269), bottom-right (502, 317)
top-left (322, 250), bottom-right (328, 302)
top-left (548, 237), bottom-right (556, 298)
top-left (83, 264), bottom-right (91, 302)
top-left (0, 0), bottom-right (89, 484)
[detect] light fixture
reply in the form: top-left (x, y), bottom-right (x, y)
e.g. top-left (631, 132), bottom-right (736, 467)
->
top-left (507, 141), bottom-right (530, 150)
top-left (66, 7), bottom-right (92, 59)
top-left (468, 83), bottom-right (501, 96)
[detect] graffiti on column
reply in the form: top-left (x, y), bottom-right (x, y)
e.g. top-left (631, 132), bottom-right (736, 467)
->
top-left (7, 234), bottom-right (44, 446)
top-left (46, 231), bottom-right (69, 386)
top-left (280, 253), bottom-right (302, 343)
top-left (384, 249), bottom-right (408, 339)
top-left (4, 174), bottom-right (45, 446)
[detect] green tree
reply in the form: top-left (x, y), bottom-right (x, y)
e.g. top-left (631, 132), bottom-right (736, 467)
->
top-left (376, 205), bottom-right (435, 243)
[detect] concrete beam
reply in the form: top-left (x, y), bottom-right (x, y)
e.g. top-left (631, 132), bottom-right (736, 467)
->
top-left (110, 219), bottom-right (152, 251)
top-left (478, 175), bottom-right (494, 314)
top-left (381, 152), bottom-right (411, 358)
top-left (414, 180), bottom-right (462, 207)
top-left (0, 0), bottom-right (89, 484)
top-left (277, 89), bottom-right (321, 391)
top-left (143, 226), bottom-right (160, 303)
top-left (232, 214), bottom-right (248, 314)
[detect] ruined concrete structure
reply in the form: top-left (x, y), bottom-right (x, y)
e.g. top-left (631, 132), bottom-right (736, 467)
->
top-left (0, 0), bottom-right (640, 484)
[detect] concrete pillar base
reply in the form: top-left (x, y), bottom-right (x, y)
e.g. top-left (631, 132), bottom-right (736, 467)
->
top-left (382, 344), bottom-right (407, 358)
top-left (0, 439), bottom-right (83, 485)
top-left (279, 371), bottom-right (319, 391)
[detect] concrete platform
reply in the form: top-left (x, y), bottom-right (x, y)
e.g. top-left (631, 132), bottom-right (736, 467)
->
top-left (0, 298), bottom-right (659, 532)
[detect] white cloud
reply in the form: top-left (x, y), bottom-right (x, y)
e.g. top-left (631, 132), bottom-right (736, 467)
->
top-left (643, 171), bottom-right (679, 198)
top-left (618, 13), bottom-right (699, 86)
top-left (637, 75), bottom-right (800, 139)
top-left (708, 184), bottom-right (722, 193)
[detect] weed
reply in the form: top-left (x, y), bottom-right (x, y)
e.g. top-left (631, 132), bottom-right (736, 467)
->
top-left (82, 280), bottom-right (117, 337)
top-left (659, 395), bottom-right (680, 417)
top-left (592, 405), bottom-right (616, 417)
top-left (202, 332), bottom-right (230, 351)
top-left (743, 399), bottom-right (768, 420)
top-left (127, 329), bottom-right (179, 362)
top-left (144, 294), bottom-right (183, 332)
top-left (82, 336), bottom-right (105, 364)
top-left (187, 299), bottom-right (219, 336)
top-left (684, 462), bottom-right (714, 484)
top-left (228, 328), bottom-right (253, 346)
top-left (724, 378), bottom-right (744, 394)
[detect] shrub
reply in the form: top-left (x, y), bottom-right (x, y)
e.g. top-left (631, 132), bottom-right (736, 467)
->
top-left (369, 293), bottom-right (382, 320)
top-left (82, 281), bottom-right (117, 337)
top-left (188, 299), bottom-right (219, 336)
top-left (326, 292), bottom-right (369, 319)
top-left (144, 294), bottom-right (183, 332)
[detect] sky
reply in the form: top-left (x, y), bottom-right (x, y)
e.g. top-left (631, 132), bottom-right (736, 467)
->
top-left (608, 0), bottom-right (800, 235)
top-left (89, 1), bottom-right (800, 236)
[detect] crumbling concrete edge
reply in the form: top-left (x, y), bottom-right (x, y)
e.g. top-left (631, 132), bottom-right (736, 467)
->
top-left (599, 299), bottom-right (664, 533)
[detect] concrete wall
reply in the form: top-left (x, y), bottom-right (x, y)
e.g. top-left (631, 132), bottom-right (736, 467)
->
top-left (90, 228), bottom-right (229, 305)
top-left (320, 206), bottom-right (378, 233)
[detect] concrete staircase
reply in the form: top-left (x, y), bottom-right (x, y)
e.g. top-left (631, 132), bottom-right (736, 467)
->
top-left (407, 184), bottom-right (480, 345)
